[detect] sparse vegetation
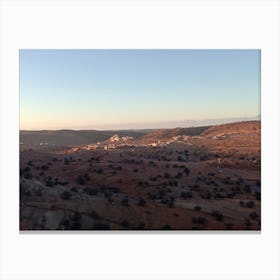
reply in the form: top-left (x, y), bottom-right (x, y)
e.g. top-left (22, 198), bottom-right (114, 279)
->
top-left (20, 120), bottom-right (261, 230)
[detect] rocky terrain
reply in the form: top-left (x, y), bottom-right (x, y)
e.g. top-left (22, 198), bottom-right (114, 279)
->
top-left (20, 121), bottom-right (261, 230)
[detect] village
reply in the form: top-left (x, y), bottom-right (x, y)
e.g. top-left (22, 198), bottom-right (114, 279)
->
top-left (67, 133), bottom-right (235, 153)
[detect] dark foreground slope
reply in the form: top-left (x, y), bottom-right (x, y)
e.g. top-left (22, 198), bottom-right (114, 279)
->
top-left (20, 121), bottom-right (261, 230)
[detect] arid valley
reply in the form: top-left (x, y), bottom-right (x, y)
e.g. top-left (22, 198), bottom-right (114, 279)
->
top-left (20, 120), bottom-right (261, 230)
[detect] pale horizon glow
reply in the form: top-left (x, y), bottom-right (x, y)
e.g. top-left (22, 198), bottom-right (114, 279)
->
top-left (20, 49), bottom-right (260, 130)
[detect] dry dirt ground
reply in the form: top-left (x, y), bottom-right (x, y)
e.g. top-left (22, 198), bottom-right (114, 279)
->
top-left (20, 121), bottom-right (261, 230)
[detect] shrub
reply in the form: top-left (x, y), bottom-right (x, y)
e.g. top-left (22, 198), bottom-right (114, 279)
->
top-left (93, 223), bottom-right (110, 230)
top-left (244, 185), bottom-right (251, 193)
top-left (34, 187), bottom-right (42, 196)
top-left (71, 222), bottom-right (81, 230)
top-left (177, 156), bottom-right (185, 162)
top-left (175, 172), bottom-right (183, 179)
top-left (109, 187), bottom-right (120, 193)
top-left (84, 187), bottom-right (98, 196)
top-left (193, 216), bottom-right (207, 225)
top-left (76, 175), bottom-right (86, 185)
top-left (90, 210), bottom-right (100, 219)
top-left (204, 192), bottom-right (212, 200)
top-left (72, 212), bottom-right (81, 222)
top-left (167, 200), bottom-right (174, 208)
top-left (22, 189), bottom-right (32, 197)
top-left (121, 220), bottom-right (129, 228)
top-left (22, 166), bottom-right (31, 174)
top-left (244, 219), bottom-right (252, 228)
top-left (183, 167), bottom-right (190, 175)
top-left (24, 172), bottom-right (33, 179)
top-left (161, 224), bottom-right (171, 230)
top-left (135, 222), bottom-right (145, 230)
top-left (96, 168), bottom-right (104, 174)
top-left (191, 226), bottom-right (202, 230)
top-left (249, 211), bottom-right (258, 220)
top-left (61, 219), bottom-right (70, 227)
top-left (149, 176), bottom-right (157, 182)
top-left (225, 223), bottom-right (233, 230)
top-left (168, 180), bottom-right (178, 187)
top-left (211, 210), bottom-right (224, 221)
top-left (246, 201), bottom-right (255, 208)
top-left (181, 191), bottom-right (193, 199)
top-left (236, 177), bottom-right (244, 185)
top-left (159, 189), bottom-right (166, 197)
top-left (121, 197), bottom-right (129, 206)
top-left (60, 191), bottom-right (72, 200)
top-left (164, 172), bottom-right (171, 179)
top-left (214, 192), bottom-right (224, 199)
top-left (84, 173), bottom-right (90, 181)
top-left (46, 180), bottom-right (54, 187)
top-left (70, 187), bottom-right (78, 192)
top-left (255, 191), bottom-right (261, 200)
top-left (138, 197), bottom-right (146, 207)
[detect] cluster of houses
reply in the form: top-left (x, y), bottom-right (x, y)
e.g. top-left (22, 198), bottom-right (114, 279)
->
top-left (67, 132), bottom-right (233, 153)
top-left (172, 135), bottom-right (190, 141)
top-left (109, 134), bottom-right (133, 142)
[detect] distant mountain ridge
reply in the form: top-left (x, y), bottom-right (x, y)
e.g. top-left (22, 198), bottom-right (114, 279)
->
top-left (20, 120), bottom-right (261, 147)
top-left (20, 129), bottom-right (147, 146)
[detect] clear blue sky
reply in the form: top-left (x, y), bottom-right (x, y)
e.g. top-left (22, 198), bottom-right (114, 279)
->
top-left (20, 49), bottom-right (260, 130)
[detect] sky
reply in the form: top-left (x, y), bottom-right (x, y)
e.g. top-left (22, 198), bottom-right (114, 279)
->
top-left (20, 49), bottom-right (260, 130)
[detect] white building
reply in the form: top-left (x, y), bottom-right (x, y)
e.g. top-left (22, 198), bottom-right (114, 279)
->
top-left (110, 134), bottom-right (120, 142)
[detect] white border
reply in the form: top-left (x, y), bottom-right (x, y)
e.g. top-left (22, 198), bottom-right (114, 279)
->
top-left (1, 0), bottom-right (279, 280)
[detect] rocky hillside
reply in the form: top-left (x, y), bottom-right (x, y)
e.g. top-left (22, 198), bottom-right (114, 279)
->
top-left (141, 126), bottom-right (210, 140)
top-left (201, 121), bottom-right (260, 137)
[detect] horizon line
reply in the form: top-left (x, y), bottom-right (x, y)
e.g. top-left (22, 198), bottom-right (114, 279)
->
top-left (20, 118), bottom-right (261, 132)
